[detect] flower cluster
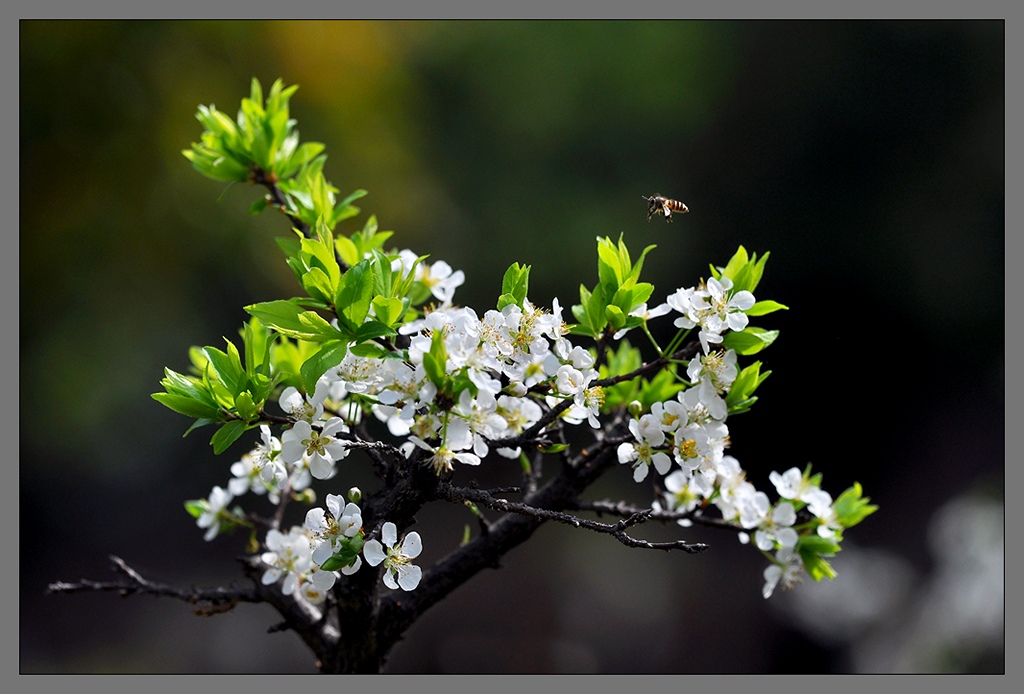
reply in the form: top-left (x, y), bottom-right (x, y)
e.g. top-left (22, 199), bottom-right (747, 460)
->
top-left (161, 82), bottom-right (879, 675)
top-left (666, 276), bottom-right (755, 354)
top-left (181, 242), bottom-right (869, 605)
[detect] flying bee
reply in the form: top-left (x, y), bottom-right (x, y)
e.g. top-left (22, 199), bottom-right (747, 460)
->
top-left (642, 194), bottom-right (689, 222)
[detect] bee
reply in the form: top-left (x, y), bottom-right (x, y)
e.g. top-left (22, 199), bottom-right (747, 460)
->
top-left (642, 194), bottom-right (689, 222)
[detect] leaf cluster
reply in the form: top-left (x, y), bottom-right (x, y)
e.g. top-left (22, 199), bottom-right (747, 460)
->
top-left (571, 235), bottom-right (656, 339)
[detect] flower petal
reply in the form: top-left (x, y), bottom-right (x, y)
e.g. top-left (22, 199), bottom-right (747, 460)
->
top-left (381, 522), bottom-right (398, 548)
top-left (398, 564), bottom-right (422, 591)
top-left (363, 539), bottom-right (386, 566)
top-left (401, 532), bottom-right (423, 559)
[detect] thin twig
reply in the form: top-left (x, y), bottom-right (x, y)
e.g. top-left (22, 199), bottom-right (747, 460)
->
top-left (439, 485), bottom-right (708, 554)
top-left (46, 555), bottom-right (263, 616)
top-left (568, 498), bottom-right (748, 533)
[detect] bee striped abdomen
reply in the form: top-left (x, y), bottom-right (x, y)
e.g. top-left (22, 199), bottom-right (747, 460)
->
top-left (642, 194), bottom-right (689, 222)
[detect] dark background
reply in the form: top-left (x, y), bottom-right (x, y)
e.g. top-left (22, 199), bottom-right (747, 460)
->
top-left (20, 20), bottom-right (1004, 673)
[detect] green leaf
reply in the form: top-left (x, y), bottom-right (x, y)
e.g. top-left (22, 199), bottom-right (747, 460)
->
top-left (423, 330), bottom-right (448, 388)
top-left (721, 327), bottom-right (779, 355)
top-left (636, 366), bottom-right (685, 412)
top-left (718, 246), bottom-right (749, 282)
top-left (727, 362), bottom-right (770, 412)
top-left (500, 262), bottom-right (531, 308)
top-left (248, 197), bottom-right (269, 216)
top-left (833, 482), bottom-right (879, 528)
top-left (269, 337), bottom-right (320, 391)
top-left (234, 391), bottom-right (259, 422)
top-left (604, 304), bottom-right (626, 330)
top-left (335, 233), bottom-right (360, 267)
top-left (583, 282), bottom-right (609, 336)
top-left (354, 320), bottom-right (396, 343)
top-left (319, 535), bottom-right (365, 572)
top-left (596, 236), bottom-right (624, 290)
top-left (183, 417), bottom-right (217, 438)
top-left (745, 251), bottom-right (771, 294)
top-left (335, 258), bottom-right (375, 329)
top-left (157, 365), bottom-right (211, 398)
top-left (151, 392), bottom-right (221, 420)
top-left (298, 310), bottom-right (345, 341)
top-left (349, 342), bottom-right (390, 359)
top-left (745, 299), bottom-right (788, 316)
top-left (211, 420), bottom-right (251, 455)
top-left (801, 553), bottom-right (838, 582)
top-left (202, 345), bottom-right (245, 397)
top-left (300, 340), bottom-right (349, 395)
top-left (184, 500), bottom-right (206, 519)
top-left (371, 296), bottom-right (405, 327)
top-left (245, 300), bottom-right (314, 338)
top-left (301, 267), bottom-right (335, 307)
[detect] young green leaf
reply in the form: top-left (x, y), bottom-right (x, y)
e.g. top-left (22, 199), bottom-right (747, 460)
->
top-left (721, 327), bottom-right (779, 355)
top-left (300, 340), bottom-right (349, 395)
top-left (151, 392), bottom-right (221, 420)
top-left (746, 299), bottom-right (788, 316)
top-left (211, 420), bottom-right (252, 455)
top-left (833, 483), bottom-right (879, 528)
top-left (335, 258), bottom-right (375, 330)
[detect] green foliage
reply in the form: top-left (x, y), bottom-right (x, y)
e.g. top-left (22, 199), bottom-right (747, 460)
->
top-left (182, 78), bottom-right (364, 234)
top-left (746, 299), bottom-right (788, 316)
top-left (422, 330), bottom-right (448, 389)
top-left (152, 367), bottom-right (222, 420)
top-left (320, 535), bottom-right (365, 572)
top-left (797, 534), bottom-right (841, 581)
top-left (245, 300), bottom-right (344, 342)
top-left (152, 319), bottom-right (278, 452)
top-left (833, 482), bottom-right (879, 528)
top-left (299, 340), bottom-right (349, 395)
top-left (599, 340), bottom-right (643, 410)
top-left (183, 78), bottom-right (307, 182)
top-left (711, 245), bottom-right (771, 295)
top-left (572, 235), bottom-right (655, 338)
top-left (725, 361), bottom-right (771, 415)
top-left (498, 262), bottom-right (531, 310)
top-left (721, 326), bottom-right (779, 355)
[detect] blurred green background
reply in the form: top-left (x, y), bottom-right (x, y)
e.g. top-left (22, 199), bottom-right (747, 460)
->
top-left (21, 20), bottom-right (1003, 673)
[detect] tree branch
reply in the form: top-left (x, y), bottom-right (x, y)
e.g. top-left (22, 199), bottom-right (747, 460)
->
top-left (374, 439), bottom-right (625, 658)
top-left (439, 485), bottom-right (709, 553)
top-left (568, 498), bottom-right (749, 534)
top-left (46, 555), bottom-right (263, 616)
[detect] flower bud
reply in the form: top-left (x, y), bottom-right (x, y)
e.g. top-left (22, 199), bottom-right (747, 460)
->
top-left (627, 400), bottom-right (643, 418)
top-left (348, 486), bottom-right (362, 504)
top-left (507, 380), bottom-right (528, 397)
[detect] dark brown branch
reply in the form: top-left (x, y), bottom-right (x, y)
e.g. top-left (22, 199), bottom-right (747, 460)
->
top-left (238, 555), bottom-right (342, 666)
top-left (439, 486), bottom-right (708, 553)
top-left (568, 498), bottom-right (748, 534)
top-left (374, 439), bottom-right (622, 657)
top-left (251, 167), bottom-right (311, 238)
top-left (46, 555), bottom-right (263, 616)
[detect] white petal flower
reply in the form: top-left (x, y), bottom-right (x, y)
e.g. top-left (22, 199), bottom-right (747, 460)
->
top-left (196, 486), bottom-right (234, 541)
top-left (260, 527), bottom-right (313, 595)
top-left (762, 546), bottom-right (804, 598)
top-left (279, 378), bottom-right (330, 423)
top-left (280, 418), bottom-right (350, 479)
top-left (363, 522), bottom-right (423, 592)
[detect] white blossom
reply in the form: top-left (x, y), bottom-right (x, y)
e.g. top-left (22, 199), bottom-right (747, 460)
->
top-left (196, 486), bottom-right (234, 542)
top-left (363, 522), bottom-right (423, 591)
